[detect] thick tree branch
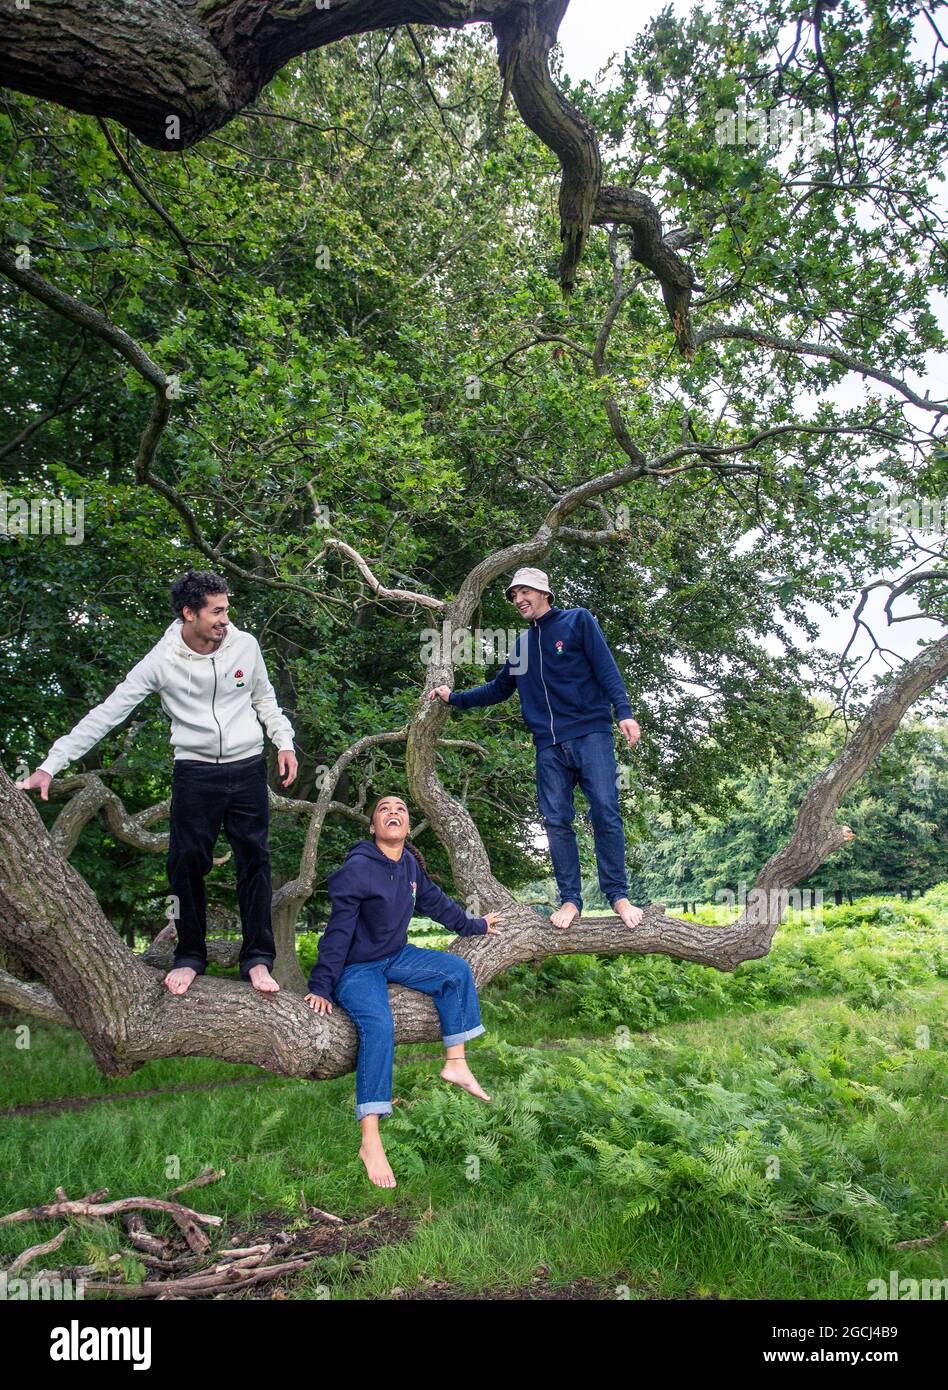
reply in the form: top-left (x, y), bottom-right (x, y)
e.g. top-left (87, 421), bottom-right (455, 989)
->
top-left (0, 1), bottom-right (695, 332)
top-left (741, 629), bottom-right (948, 937)
top-left (48, 775), bottom-right (171, 858)
top-left (0, 968), bottom-right (70, 1026)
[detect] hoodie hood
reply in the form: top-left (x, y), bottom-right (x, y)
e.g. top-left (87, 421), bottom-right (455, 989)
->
top-left (343, 839), bottom-right (413, 867)
top-left (164, 618), bottom-right (239, 698)
top-left (164, 617), bottom-right (238, 659)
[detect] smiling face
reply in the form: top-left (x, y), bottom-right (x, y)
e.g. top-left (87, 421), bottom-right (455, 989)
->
top-left (370, 796), bottom-right (410, 848)
top-left (509, 584), bottom-right (552, 621)
top-left (182, 592), bottom-right (229, 648)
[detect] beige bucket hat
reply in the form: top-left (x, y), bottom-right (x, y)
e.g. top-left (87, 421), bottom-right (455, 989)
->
top-left (505, 566), bottom-right (554, 601)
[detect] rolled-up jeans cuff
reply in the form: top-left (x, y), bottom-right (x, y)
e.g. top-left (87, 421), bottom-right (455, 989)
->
top-left (443, 1023), bottom-right (486, 1047)
top-left (356, 1101), bottom-right (393, 1121)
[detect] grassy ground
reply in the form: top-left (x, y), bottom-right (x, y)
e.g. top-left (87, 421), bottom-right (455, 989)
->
top-left (1, 890), bottom-right (945, 1299)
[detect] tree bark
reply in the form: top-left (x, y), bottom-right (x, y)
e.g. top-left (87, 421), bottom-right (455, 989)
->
top-left (270, 898), bottom-right (307, 994)
top-left (0, 2), bottom-right (540, 147)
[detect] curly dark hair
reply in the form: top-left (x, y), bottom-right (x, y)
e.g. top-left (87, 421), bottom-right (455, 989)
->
top-left (170, 568), bottom-right (229, 619)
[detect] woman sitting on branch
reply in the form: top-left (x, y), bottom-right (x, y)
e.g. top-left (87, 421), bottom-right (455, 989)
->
top-left (305, 794), bottom-right (502, 1188)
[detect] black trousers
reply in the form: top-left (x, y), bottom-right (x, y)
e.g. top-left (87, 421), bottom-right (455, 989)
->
top-left (167, 752), bottom-right (275, 979)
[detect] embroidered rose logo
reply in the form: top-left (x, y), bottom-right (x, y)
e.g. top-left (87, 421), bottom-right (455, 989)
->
top-left (555, 640), bottom-right (564, 655)
top-left (234, 668), bottom-right (245, 687)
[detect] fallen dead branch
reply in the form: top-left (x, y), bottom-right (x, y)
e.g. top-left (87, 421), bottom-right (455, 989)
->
top-left (3, 1189), bottom-right (408, 1299)
top-left (121, 1212), bottom-right (171, 1257)
top-left (4, 1226), bottom-right (69, 1276)
top-left (893, 1221), bottom-right (948, 1250)
top-left (81, 1249), bottom-right (326, 1299)
top-left (167, 1166), bottom-right (225, 1199)
top-left (124, 1249), bottom-right (203, 1273)
top-left (299, 1190), bottom-right (345, 1224)
top-left (0, 1188), bottom-right (222, 1254)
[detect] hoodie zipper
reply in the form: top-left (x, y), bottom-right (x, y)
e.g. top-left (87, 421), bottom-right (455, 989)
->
top-left (534, 616), bottom-right (556, 743)
top-left (210, 655), bottom-right (223, 762)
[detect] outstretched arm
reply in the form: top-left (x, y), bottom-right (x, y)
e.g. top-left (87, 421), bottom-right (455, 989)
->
top-left (430, 659), bottom-right (517, 710)
top-left (30, 652), bottom-right (162, 785)
top-left (410, 854), bottom-right (487, 937)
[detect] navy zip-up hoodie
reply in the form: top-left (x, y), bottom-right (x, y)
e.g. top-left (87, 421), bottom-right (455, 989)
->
top-left (307, 840), bottom-right (488, 1000)
top-left (448, 606), bottom-right (632, 749)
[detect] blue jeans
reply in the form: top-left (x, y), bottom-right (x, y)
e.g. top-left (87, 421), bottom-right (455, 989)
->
top-left (332, 942), bottom-right (485, 1121)
top-left (535, 730), bottom-right (629, 913)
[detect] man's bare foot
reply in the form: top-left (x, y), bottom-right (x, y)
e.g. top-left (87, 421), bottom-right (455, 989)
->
top-left (248, 964), bottom-right (280, 994)
top-left (163, 966), bottom-right (197, 995)
top-left (440, 1058), bottom-right (491, 1102)
top-left (614, 898), bottom-right (644, 929)
top-left (549, 901), bottom-right (581, 930)
top-left (359, 1137), bottom-right (396, 1188)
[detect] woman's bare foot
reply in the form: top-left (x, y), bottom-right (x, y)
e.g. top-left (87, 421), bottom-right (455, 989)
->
top-left (163, 966), bottom-right (197, 995)
top-left (359, 1136), bottom-right (396, 1188)
top-left (549, 901), bottom-right (581, 930)
top-left (248, 964), bottom-right (280, 994)
top-left (440, 1057), bottom-right (491, 1102)
top-left (614, 898), bottom-right (644, 929)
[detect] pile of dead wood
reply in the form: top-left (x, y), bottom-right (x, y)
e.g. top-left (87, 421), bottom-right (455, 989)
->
top-left (0, 1169), bottom-right (388, 1299)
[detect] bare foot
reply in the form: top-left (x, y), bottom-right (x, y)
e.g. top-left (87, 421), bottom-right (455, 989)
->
top-left (614, 898), bottom-right (644, 929)
top-left (440, 1058), bottom-right (492, 1102)
top-left (549, 901), bottom-right (581, 930)
top-left (163, 966), bottom-right (197, 995)
top-left (359, 1137), bottom-right (396, 1188)
top-left (248, 964), bottom-right (280, 994)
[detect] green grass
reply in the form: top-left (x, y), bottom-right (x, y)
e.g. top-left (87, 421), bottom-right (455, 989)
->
top-left (1, 889), bottom-right (945, 1299)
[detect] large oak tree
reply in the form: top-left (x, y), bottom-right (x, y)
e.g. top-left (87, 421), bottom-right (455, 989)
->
top-left (1, 0), bottom-right (946, 1078)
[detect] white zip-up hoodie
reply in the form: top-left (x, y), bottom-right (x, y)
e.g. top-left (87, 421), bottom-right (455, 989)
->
top-left (38, 619), bottom-right (295, 778)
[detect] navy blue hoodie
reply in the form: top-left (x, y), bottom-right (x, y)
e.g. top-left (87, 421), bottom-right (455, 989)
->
top-left (448, 606), bottom-right (632, 749)
top-left (307, 840), bottom-right (488, 1000)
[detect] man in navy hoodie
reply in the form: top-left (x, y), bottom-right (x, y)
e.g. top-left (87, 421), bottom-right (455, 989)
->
top-left (430, 567), bottom-right (644, 931)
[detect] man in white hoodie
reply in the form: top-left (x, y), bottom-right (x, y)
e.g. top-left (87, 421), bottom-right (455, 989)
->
top-left (16, 569), bottom-right (298, 997)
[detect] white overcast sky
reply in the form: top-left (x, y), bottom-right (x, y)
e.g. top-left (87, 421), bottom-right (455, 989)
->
top-left (559, 0), bottom-right (690, 82)
top-left (557, 1), bottom-right (947, 695)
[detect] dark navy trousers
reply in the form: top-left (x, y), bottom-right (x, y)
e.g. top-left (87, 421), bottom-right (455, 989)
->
top-left (166, 752), bottom-right (275, 978)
